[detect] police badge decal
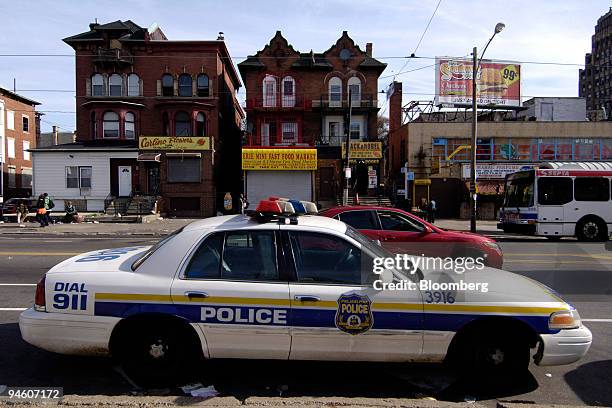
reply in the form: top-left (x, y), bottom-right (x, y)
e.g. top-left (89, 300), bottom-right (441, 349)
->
top-left (335, 291), bottom-right (373, 335)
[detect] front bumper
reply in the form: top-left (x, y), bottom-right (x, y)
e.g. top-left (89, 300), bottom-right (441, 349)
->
top-left (535, 325), bottom-right (592, 366)
top-left (19, 308), bottom-right (119, 356)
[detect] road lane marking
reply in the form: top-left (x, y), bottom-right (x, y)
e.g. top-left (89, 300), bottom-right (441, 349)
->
top-left (505, 253), bottom-right (612, 260)
top-left (582, 319), bottom-right (612, 322)
top-left (504, 259), bottom-right (612, 265)
top-left (0, 283), bottom-right (36, 286)
top-left (0, 308), bottom-right (27, 311)
top-left (0, 251), bottom-right (79, 256)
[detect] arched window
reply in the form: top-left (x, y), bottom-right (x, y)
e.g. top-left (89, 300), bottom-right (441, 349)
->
top-left (178, 74), bottom-right (192, 97)
top-left (348, 77), bottom-right (361, 107)
top-left (263, 75), bottom-right (277, 107)
top-left (125, 112), bottom-right (135, 139)
top-left (91, 74), bottom-right (104, 96)
top-left (328, 77), bottom-right (342, 107)
top-left (127, 74), bottom-right (140, 96)
top-left (90, 111), bottom-right (97, 138)
top-left (103, 111), bottom-right (119, 138)
top-left (281, 76), bottom-right (295, 107)
top-left (175, 111), bottom-right (191, 136)
top-left (197, 74), bottom-right (209, 97)
top-left (196, 112), bottom-right (206, 136)
top-left (161, 74), bottom-right (174, 96)
top-left (109, 74), bottom-right (123, 96)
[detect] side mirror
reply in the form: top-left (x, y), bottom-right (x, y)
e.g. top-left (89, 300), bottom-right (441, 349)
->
top-left (380, 269), bottom-right (394, 284)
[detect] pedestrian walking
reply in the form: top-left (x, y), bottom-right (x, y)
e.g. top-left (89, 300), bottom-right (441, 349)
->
top-left (43, 193), bottom-right (55, 225)
top-left (428, 199), bottom-right (437, 223)
top-left (36, 194), bottom-right (47, 227)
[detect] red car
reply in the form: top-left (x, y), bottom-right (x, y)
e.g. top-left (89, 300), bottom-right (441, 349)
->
top-left (320, 206), bottom-right (503, 268)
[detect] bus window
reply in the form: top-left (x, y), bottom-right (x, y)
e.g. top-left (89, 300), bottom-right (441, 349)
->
top-left (505, 172), bottom-right (534, 207)
top-left (574, 177), bottom-right (610, 201)
top-left (538, 177), bottom-right (573, 205)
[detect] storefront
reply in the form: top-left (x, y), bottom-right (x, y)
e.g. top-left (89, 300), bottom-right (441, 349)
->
top-left (341, 141), bottom-right (383, 196)
top-left (242, 147), bottom-right (317, 205)
top-left (139, 136), bottom-right (215, 217)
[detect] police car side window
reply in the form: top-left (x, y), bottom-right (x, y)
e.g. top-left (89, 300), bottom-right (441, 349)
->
top-left (184, 233), bottom-right (224, 279)
top-left (221, 231), bottom-right (278, 281)
top-left (289, 232), bottom-right (363, 285)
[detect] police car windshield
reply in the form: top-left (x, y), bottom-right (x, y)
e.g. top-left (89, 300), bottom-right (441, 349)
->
top-left (131, 227), bottom-right (184, 271)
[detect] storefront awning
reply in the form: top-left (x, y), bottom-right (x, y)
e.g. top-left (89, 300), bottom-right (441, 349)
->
top-left (166, 152), bottom-right (202, 158)
top-left (137, 153), bottom-right (161, 162)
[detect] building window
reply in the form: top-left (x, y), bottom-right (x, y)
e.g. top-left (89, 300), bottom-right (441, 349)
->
top-left (161, 74), bottom-right (174, 96)
top-left (167, 157), bottom-right (200, 183)
top-left (175, 111), bottom-right (192, 136)
top-left (66, 166), bottom-right (92, 188)
top-left (197, 74), bottom-right (209, 97)
top-left (260, 119), bottom-right (276, 146)
top-left (348, 77), bottom-right (361, 107)
top-left (349, 121), bottom-right (361, 139)
top-left (7, 137), bottom-right (15, 158)
top-left (282, 76), bottom-right (295, 107)
top-left (8, 167), bottom-right (16, 188)
top-left (23, 141), bottom-right (30, 160)
top-left (6, 110), bottom-right (14, 130)
top-left (196, 112), bottom-right (206, 136)
top-left (125, 112), bottom-right (135, 139)
top-left (109, 74), bottom-right (123, 96)
top-left (263, 75), bottom-right (277, 107)
top-left (21, 167), bottom-right (32, 188)
top-left (92, 74), bottom-right (104, 96)
top-left (22, 116), bottom-right (29, 132)
top-left (281, 121), bottom-right (298, 144)
top-left (91, 112), bottom-right (97, 138)
top-left (127, 74), bottom-right (140, 96)
top-left (103, 111), bottom-right (120, 138)
top-left (178, 74), bottom-right (192, 97)
top-left (329, 77), bottom-right (342, 107)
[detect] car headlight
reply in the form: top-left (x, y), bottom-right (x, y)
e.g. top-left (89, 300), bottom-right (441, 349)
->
top-left (549, 309), bottom-right (581, 330)
top-left (483, 242), bottom-right (501, 253)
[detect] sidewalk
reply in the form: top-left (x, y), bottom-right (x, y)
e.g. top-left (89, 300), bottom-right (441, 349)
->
top-left (433, 219), bottom-right (500, 234)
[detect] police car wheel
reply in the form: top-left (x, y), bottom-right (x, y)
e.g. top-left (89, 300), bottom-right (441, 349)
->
top-left (115, 320), bottom-right (201, 387)
top-left (470, 334), bottom-right (530, 376)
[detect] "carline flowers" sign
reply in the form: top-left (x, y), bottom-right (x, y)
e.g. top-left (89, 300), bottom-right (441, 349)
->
top-left (139, 136), bottom-right (211, 150)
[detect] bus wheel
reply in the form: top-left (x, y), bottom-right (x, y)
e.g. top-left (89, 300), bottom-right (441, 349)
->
top-left (576, 217), bottom-right (607, 242)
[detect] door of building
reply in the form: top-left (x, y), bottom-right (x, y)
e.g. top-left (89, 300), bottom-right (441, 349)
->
top-left (319, 167), bottom-right (335, 200)
top-left (118, 166), bottom-right (132, 197)
top-left (147, 163), bottom-right (160, 195)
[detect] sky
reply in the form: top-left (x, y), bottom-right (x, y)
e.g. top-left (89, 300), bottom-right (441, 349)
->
top-left (0, 0), bottom-right (610, 133)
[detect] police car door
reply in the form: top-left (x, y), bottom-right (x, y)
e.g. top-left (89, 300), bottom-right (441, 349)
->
top-left (171, 225), bottom-right (291, 359)
top-left (282, 226), bottom-right (423, 361)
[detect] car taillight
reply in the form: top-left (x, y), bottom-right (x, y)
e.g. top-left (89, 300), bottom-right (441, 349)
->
top-left (34, 276), bottom-right (46, 312)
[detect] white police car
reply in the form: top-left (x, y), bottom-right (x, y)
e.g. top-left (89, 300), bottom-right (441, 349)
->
top-left (20, 198), bottom-right (591, 385)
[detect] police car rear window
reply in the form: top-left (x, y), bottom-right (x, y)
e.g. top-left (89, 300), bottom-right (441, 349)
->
top-left (131, 227), bottom-right (184, 271)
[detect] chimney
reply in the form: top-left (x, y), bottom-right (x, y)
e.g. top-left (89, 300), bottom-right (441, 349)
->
top-left (89, 19), bottom-right (99, 31)
top-left (52, 125), bottom-right (60, 146)
top-left (217, 32), bottom-right (224, 41)
top-left (365, 43), bottom-right (372, 57)
top-left (389, 81), bottom-right (403, 132)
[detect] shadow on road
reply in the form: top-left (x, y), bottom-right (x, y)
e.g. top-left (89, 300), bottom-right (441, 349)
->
top-left (565, 360), bottom-right (612, 406)
top-left (2, 317), bottom-right (542, 402)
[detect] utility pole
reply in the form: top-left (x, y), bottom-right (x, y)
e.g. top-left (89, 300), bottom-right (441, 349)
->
top-left (343, 89), bottom-right (353, 206)
top-left (470, 47), bottom-right (478, 233)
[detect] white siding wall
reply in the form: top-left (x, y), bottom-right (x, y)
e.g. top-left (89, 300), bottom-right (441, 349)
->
top-left (32, 151), bottom-right (137, 211)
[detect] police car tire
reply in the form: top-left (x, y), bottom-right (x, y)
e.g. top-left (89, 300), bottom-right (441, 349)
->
top-left (115, 319), bottom-right (200, 387)
top-left (456, 330), bottom-right (530, 377)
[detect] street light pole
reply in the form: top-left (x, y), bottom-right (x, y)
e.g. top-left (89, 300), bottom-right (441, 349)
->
top-left (343, 89), bottom-right (353, 206)
top-left (470, 22), bottom-right (505, 233)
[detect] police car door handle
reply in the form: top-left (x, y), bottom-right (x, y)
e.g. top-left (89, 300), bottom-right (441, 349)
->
top-left (185, 291), bottom-right (209, 299)
top-left (294, 295), bottom-right (320, 302)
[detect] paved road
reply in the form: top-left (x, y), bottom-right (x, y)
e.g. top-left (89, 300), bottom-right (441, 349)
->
top-left (0, 234), bottom-right (610, 406)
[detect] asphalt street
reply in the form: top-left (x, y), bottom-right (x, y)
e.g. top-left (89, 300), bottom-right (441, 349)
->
top-left (0, 233), bottom-right (611, 406)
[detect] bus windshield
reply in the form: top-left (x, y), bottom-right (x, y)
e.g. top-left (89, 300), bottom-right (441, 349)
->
top-left (504, 171), bottom-right (535, 208)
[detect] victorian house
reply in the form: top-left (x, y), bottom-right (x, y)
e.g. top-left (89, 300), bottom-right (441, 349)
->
top-left (238, 31), bottom-right (386, 206)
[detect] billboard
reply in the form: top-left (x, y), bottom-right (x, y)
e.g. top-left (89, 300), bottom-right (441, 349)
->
top-left (435, 57), bottom-right (521, 107)
top-left (139, 136), bottom-right (211, 150)
top-left (242, 148), bottom-right (317, 170)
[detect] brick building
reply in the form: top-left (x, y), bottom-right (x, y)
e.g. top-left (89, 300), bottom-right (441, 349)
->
top-left (579, 7), bottom-right (612, 120)
top-left (238, 31), bottom-right (386, 206)
top-left (31, 20), bottom-right (243, 217)
top-left (0, 87), bottom-right (39, 201)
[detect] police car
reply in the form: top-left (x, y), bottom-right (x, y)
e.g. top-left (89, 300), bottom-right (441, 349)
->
top-left (20, 198), bottom-right (591, 385)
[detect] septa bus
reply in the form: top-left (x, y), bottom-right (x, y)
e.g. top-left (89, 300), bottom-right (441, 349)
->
top-left (498, 162), bottom-right (612, 241)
